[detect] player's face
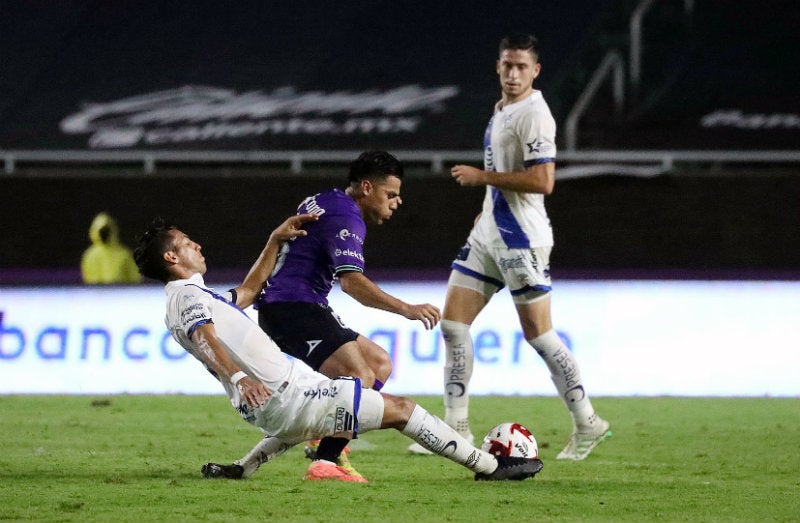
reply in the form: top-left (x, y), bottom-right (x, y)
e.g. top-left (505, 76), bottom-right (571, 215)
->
top-left (496, 49), bottom-right (540, 103)
top-left (167, 229), bottom-right (207, 275)
top-left (362, 175), bottom-right (403, 225)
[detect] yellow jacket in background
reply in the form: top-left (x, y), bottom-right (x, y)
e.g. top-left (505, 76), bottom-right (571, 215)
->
top-left (81, 213), bottom-right (142, 284)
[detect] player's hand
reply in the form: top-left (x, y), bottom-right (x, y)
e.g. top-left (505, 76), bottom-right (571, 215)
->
top-left (404, 303), bottom-right (441, 330)
top-left (270, 213), bottom-right (319, 242)
top-left (451, 165), bottom-right (487, 187)
top-left (237, 376), bottom-right (272, 409)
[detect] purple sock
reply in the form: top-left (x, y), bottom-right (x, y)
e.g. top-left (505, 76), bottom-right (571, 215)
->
top-left (373, 379), bottom-right (384, 391)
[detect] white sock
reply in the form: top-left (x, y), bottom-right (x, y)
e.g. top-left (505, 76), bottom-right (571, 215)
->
top-left (402, 405), bottom-right (496, 474)
top-left (235, 436), bottom-right (293, 478)
top-left (529, 330), bottom-right (597, 431)
top-left (441, 319), bottom-right (473, 434)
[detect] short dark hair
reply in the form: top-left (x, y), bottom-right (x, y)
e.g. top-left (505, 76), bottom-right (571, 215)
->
top-left (133, 217), bottom-right (177, 282)
top-left (348, 150), bottom-right (404, 185)
top-left (499, 33), bottom-right (539, 62)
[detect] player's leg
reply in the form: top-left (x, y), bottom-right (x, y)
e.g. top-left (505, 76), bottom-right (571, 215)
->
top-left (440, 244), bottom-right (503, 436)
top-left (366, 391), bottom-right (542, 480)
top-left (308, 338), bottom-right (391, 478)
top-left (407, 280), bottom-right (488, 455)
top-left (318, 336), bottom-right (392, 390)
top-left (259, 302), bottom-right (370, 475)
top-left (440, 284), bottom-right (487, 437)
top-left (509, 248), bottom-right (610, 460)
top-left (202, 436), bottom-right (293, 479)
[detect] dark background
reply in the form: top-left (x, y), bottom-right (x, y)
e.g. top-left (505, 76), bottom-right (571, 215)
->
top-left (1, 1), bottom-right (798, 282)
top-left (2, 166), bottom-right (798, 283)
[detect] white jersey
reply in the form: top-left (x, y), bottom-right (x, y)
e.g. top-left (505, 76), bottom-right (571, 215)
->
top-left (470, 90), bottom-right (556, 249)
top-left (163, 273), bottom-right (384, 443)
top-left (164, 274), bottom-right (295, 408)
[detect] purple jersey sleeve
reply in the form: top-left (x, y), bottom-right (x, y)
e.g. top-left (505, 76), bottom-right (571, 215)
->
top-left (258, 189), bottom-right (366, 306)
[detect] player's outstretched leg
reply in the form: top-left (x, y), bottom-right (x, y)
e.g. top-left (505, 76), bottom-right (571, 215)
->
top-left (400, 402), bottom-right (542, 481)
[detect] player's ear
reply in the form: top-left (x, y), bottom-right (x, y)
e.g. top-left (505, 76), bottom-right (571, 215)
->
top-left (163, 250), bottom-right (178, 265)
top-left (360, 179), bottom-right (373, 195)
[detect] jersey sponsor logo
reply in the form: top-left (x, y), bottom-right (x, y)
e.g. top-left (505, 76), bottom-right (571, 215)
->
top-left (299, 195), bottom-right (327, 216)
top-left (336, 228), bottom-right (364, 244)
top-left (179, 302), bottom-right (210, 326)
top-left (305, 339), bottom-right (322, 357)
top-left (334, 248), bottom-right (365, 263)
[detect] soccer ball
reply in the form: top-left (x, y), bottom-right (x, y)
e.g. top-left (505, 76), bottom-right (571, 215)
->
top-left (481, 422), bottom-right (539, 459)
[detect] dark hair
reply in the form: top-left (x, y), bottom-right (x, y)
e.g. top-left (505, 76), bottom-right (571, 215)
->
top-left (499, 33), bottom-right (539, 62)
top-left (133, 217), bottom-right (177, 282)
top-left (347, 150), bottom-right (404, 185)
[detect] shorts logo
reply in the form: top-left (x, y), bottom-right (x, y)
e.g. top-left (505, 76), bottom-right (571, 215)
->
top-left (335, 406), bottom-right (354, 433)
top-left (499, 254), bottom-right (526, 272)
top-left (306, 340), bottom-right (322, 357)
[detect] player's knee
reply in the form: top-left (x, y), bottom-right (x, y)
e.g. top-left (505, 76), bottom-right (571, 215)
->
top-left (441, 318), bottom-right (470, 338)
top-left (373, 350), bottom-right (393, 382)
top-left (380, 394), bottom-right (416, 429)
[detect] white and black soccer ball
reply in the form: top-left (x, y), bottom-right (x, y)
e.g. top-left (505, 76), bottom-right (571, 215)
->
top-left (481, 422), bottom-right (539, 459)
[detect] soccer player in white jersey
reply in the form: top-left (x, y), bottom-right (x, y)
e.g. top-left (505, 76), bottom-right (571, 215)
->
top-left (133, 214), bottom-right (543, 482)
top-left (408, 33), bottom-right (611, 460)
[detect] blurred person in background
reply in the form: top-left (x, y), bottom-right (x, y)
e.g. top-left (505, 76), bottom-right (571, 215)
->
top-left (133, 214), bottom-right (542, 483)
top-left (408, 33), bottom-right (610, 460)
top-left (81, 212), bottom-right (141, 284)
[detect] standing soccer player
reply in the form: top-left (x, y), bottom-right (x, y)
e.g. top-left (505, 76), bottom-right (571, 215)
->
top-left (133, 215), bottom-right (542, 483)
top-left (408, 33), bottom-right (610, 460)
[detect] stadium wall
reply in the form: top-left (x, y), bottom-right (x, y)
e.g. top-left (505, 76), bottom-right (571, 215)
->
top-left (2, 168), bottom-right (799, 279)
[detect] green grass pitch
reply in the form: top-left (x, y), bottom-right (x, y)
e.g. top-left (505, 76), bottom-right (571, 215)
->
top-left (0, 394), bottom-right (797, 522)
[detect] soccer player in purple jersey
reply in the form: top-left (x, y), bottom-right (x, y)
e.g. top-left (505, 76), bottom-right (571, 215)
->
top-left (206, 151), bottom-right (441, 482)
top-left (134, 214), bottom-right (542, 484)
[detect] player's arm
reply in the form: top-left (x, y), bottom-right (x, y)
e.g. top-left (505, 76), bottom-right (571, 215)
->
top-left (451, 161), bottom-right (555, 194)
top-left (190, 322), bottom-right (270, 408)
top-left (338, 271), bottom-right (441, 330)
top-left (234, 213), bottom-right (319, 308)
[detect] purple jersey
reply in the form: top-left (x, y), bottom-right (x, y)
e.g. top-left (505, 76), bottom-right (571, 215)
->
top-left (257, 189), bottom-right (366, 306)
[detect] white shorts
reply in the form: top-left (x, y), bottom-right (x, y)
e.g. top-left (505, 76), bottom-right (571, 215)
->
top-left (247, 360), bottom-right (385, 444)
top-left (449, 240), bottom-right (552, 304)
